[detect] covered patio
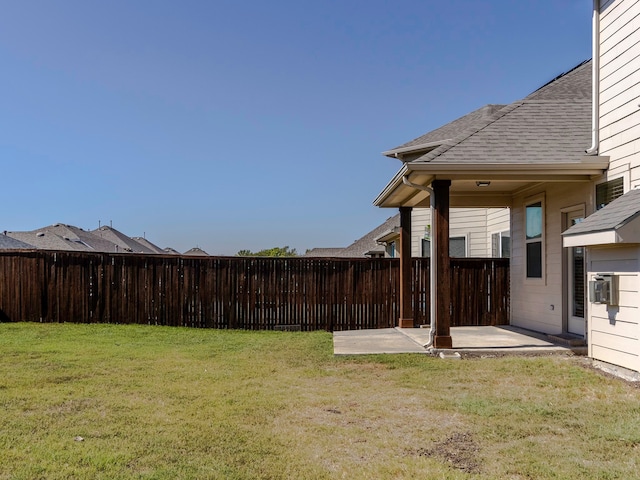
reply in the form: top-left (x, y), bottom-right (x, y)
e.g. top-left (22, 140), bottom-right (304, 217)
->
top-left (374, 61), bottom-right (609, 347)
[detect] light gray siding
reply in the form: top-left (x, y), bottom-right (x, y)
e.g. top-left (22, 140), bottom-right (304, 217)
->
top-left (411, 207), bottom-right (510, 258)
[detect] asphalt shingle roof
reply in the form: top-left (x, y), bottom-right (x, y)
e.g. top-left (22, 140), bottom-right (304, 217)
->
top-left (304, 215), bottom-right (400, 258)
top-left (183, 247), bottom-right (209, 256)
top-left (339, 214), bottom-right (400, 258)
top-left (410, 60), bottom-right (592, 166)
top-left (387, 104), bottom-right (507, 155)
top-left (563, 188), bottom-right (640, 236)
top-left (92, 226), bottom-right (156, 254)
top-left (36, 224), bottom-right (119, 252)
top-left (304, 248), bottom-right (345, 257)
top-left (131, 237), bottom-right (165, 254)
top-left (0, 234), bottom-right (35, 249)
top-left (7, 229), bottom-right (93, 251)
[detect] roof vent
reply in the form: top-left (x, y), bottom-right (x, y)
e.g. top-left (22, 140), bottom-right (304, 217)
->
top-left (37, 232), bottom-right (45, 237)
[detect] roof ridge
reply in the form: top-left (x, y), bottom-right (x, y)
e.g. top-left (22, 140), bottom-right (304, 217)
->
top-left (526, 59), bottom-right (591, 99)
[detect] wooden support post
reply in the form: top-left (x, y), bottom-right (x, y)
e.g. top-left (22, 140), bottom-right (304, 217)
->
top-left (433, 180), bottom-right (452, 348)
top-left (398, 206), bottom-right (413, 328)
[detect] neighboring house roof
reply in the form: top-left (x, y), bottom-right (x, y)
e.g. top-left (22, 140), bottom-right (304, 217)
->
top-left (304, 248), bottom-right (345, 257)
top-left (339, 214), bottom-right (400, 258)
top-left (7, 230), bottom-right (92, 251)
top-left (563, 188), bottom-right (640, 246)
top-left (413, 61), bottom-right (591, 166)
top-left (92, 226), bottom-right (156, 254)
top-left (304, 215), bottom-right (400, 258)
top-left (183, 247), bottom-right (209, 256)
top-left (163, 247), bottom-right (181, 255)
top-left (0, 233), bottom-right (35, 249)
top-left (345, 215), bottom-right (400, 257)
top-left (34, 223), bottom-right (120, 252)
top-left (131, 237), bottom-right (165, 254)
top-left (375, 60), bottom-right (608, 208)
top-left (383, 104), bottom-right (507, 157)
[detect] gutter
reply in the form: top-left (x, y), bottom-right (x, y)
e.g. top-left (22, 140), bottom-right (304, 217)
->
top-left (586, 0), bottom-right (600, 155)
top-left (401, 176), bottom-right (436, 349)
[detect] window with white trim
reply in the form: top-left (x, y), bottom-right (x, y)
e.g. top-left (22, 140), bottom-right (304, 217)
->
top-left (491, 231), bottom-right (510, 258)
top-left (525, 200), bottom-right (543, 278)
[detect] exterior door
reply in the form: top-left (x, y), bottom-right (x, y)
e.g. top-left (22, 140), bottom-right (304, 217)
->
top-left (566, 213), bottom-right (585, 336)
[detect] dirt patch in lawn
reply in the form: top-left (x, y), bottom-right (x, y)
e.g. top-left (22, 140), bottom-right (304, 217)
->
top-left (416, 431), bottom-right (481, 474)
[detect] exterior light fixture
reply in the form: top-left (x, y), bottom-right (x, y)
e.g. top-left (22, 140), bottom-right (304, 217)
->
top-left (476, 181), bottom-right (491, 187)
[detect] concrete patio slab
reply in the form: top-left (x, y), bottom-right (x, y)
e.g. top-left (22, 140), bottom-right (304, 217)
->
top-left (333, 325), bottom-right (584, 356)
top-left (332, 328), bottom-right (428, 355)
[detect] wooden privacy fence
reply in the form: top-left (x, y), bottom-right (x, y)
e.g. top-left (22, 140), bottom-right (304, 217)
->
top-left (0, 251), bottom-right (509, 331)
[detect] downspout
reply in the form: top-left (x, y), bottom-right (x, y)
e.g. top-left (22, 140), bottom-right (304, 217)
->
top-left (586, 0), bottom-right (600, 154)
top-left (402, 176), bottom-right (436, 348)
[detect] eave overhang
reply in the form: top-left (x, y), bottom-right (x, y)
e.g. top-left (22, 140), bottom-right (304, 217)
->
top-left (382, 140), bottom-right (450, 159)
top-left (375, 228), bottom-right (400, 244)
top-left (374, 156), bottom-right (610, 209)
top-left (562, 187), bottom-right (640, 247)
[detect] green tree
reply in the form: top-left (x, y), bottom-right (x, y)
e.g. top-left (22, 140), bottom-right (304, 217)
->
top-left (236, 246), bottom-right (298, 257)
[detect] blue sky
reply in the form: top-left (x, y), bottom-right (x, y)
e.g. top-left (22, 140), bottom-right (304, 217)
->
top-left (1, 1), bottom-right (591, 255)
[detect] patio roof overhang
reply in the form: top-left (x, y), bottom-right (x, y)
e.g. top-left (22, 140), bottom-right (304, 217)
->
top-left (373, 156), bottom-right (610, 208)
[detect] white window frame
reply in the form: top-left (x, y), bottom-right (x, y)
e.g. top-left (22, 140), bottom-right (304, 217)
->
top-left (524, 194), bottom-right (545, 283)
top-left (491, 230), bottom-right (510, 258)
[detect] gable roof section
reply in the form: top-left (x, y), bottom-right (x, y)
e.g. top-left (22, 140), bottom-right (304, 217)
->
top-left (563, 188), bottom-right (640, 246)
top-left (375, 60), bottom-right (609, 208)
top-left (413, 60), bottom-right (592, 166)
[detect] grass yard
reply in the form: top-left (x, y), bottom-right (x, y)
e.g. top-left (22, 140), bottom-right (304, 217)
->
top-left (1, 323), bottom-right (639, 479)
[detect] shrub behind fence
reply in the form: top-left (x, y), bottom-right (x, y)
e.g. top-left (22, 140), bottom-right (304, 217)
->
top-left (0, 250), bottom-right (508, 331)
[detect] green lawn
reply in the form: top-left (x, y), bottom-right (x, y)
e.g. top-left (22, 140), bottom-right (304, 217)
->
top-left (0, 323), bottom-right (639, 479)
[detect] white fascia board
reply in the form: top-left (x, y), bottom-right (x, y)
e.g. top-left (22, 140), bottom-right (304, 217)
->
top-left (563, 231), bottom-right (618, 247)
top-left (373, 164), bottom-right (409, 207)
top-left (407, 158), bottom-right (609, 176)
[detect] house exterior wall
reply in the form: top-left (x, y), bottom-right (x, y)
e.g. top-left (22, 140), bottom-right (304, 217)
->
top-left (583, 0), bottom-right (640, 372)
top-left (599, 0), bottom-right (640, 187)
top-left (410, 207), bottom-right (510, 258)
top-left (511, 182), bottom-right (592, 334)
top-left (587, 245), bottom-right (640, 372)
